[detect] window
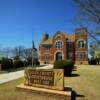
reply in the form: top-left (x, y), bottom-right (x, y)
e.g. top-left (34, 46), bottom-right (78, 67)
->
top-left (77, 39), bottom-right (85, 48)
top-left (55, 41), bottom-right (62, 49)
top-left (75, 53), bottom-right (78, 59)
top-left (44, 54), bottom-right (49, 63)
top-left (68, 52), bottom-right (73, 59)
top-left (56, 52), bottom-right (63, 60)
top-left (80, 52), bottom-right (83, 60)
top-left (45, 54), bottom-right (49, 60)
top-left (43, 45), bottom-right (50, 50)
top-left (80, 52), bottom-right (87, 60)
top-left (68, 42), bottom-right (73, 49)
top-left (76, 52), bottom-right (86, 60)
top-left (79, 41), bottom-right (84, 48)
top-left (83, 52), bottom-right (86, 60)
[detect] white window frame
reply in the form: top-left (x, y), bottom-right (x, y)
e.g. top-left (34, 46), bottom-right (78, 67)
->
top-left (55, 40), bottom-right (63, 49)
top-left (77, 39), bottom-right (86, 48)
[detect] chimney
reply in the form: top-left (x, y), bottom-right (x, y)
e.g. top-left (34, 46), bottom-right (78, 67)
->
top-left (42, 33), bottom-right (49, 41)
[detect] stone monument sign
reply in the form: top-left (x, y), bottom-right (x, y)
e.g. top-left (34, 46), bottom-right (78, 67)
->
top-left (24, 68), bottom-right (64, 90)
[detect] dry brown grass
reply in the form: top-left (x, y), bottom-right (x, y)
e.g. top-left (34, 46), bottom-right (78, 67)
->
top-left (0, 65), bottom-right (100, 100)
top-left (65, 65), bottom-right (100, 100)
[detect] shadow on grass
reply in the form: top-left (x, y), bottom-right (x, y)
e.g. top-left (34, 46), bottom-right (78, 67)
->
top-left (64, 87), bottom-right (84, 100)
top-left (70, 74), bottom-right (80, 77)
top-left (64, 73), bottom-right (80, 77)
top-left (64, 87), bottom-right (72, 91)
top-left (71, 90), bottom-right (85, 100)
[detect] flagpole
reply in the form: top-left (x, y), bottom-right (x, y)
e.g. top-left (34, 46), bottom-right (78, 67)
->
top-left (32, 24), bottom-right (33, 67)
top-left (32, 25), bottom-right (35, 67)
top-left (32, 46), bottom-right (33, 67)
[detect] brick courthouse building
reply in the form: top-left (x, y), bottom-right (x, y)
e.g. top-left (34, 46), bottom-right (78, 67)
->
top-left (39, 28), bottom-right (88, 64)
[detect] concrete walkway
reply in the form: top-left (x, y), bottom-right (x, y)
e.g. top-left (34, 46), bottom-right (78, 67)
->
top-left (0, 64), bottom-right (53, 84)
top-left (0, 70), bottom-right (24, 84)
top-left (36, 64), bottom-right (53, 69)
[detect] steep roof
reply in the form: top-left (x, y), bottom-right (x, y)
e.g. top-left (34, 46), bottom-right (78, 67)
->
top-left (68, 34), bottom-right (75, 41)
top-left (40, 31), bottom-right (75, 45)
top-left (40, 38), bottom-right (52, 45)
top-left (61, 32), bottom-right (69, 38)
top-left (61, 32), bottom-right (75, 41)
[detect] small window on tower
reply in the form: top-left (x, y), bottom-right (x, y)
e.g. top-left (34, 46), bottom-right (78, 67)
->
top-left (77, 39), bottom-right (86, 48)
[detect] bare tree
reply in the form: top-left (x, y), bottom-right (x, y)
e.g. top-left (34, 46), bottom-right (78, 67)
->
top-left (12, 46), bottom-right (25, 59)
top-left (74, 0), bottom-right (100, 24)
top-left (89, 41), bottom-right (100, 64)
top-left (0, 47), bottom-right (12, 59)
top-left (74, 0), bottom-right (100, 43)
top-left (22, 48), bottom-right (32, 61)
top-left (4, 47), bottom-right (11, 58)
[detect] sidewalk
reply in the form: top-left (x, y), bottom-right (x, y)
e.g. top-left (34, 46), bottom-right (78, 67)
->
top-left (0, 70), bottom-right (24, 84)
top-left (0, 64), bottom-right (53, 84)
top-left (36, 64), bottom-right (53, 69)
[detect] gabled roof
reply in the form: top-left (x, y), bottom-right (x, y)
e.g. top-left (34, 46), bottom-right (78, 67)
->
top-left (54, 31), bottom-right (75, 41)
top-left (40, 38), bottom-right (52, 45)
top-left (40, 31), bottom-right (75, 45)
top-left (68, 34), bottom-right (75, 41)
top-left (53, 31), bottom-right (69, 39)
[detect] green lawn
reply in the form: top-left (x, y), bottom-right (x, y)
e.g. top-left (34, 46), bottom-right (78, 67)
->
top-left (0, 65), bottom-right (100, 100)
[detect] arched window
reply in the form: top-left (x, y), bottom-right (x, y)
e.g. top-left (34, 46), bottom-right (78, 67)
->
top-left (77, 39), bottom-right (86, 48)
top-left (56, 52), bottom-right (62, 60)
top-left (68, 52), bottom-right (73, 59)
top-left (55, 41), bottom-right (63, 49)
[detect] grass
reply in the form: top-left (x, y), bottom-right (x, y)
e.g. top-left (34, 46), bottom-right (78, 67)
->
top-left (0, 65), bottom-right (100, 100)
top-left (0, 77), bottom-right (24, 100)
top-left (65, 65), bottom-right (100, 100)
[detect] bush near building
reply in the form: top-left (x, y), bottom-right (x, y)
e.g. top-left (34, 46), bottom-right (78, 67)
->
top-left (54, 60), bottom-right (74, 76)
top-left (88, 57), bottom-right (100, 65)
top-left (0, 57), bottom-right (40, 71)
top-left (1, 58), bottom-right (13, 70)
top-left (32, 59), bottom-right (40, 66)
top-left (0, 60), bottom-right (2, 64)
top-left (13, 60), bottom-right (24, 68)
top-left (23, 61), bottom-right (30, 67)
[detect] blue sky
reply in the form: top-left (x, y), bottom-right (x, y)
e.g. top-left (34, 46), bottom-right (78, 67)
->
top-left (0, 0), bottom-right (81, 48)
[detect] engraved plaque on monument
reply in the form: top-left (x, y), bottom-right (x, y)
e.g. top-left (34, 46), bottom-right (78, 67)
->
top-left (29, 70), bottom-right (54, 86)
top-left (24, 68), bottom-right (64, 90)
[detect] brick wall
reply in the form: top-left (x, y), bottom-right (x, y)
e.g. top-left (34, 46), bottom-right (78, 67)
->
top-left (39, 28), bottom-right (88, 64)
